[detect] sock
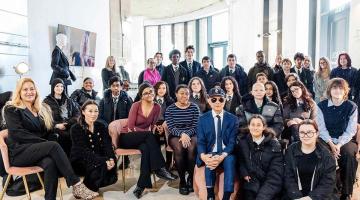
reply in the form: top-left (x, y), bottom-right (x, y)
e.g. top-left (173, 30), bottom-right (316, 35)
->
top-left (207, 187), bottom-right (215, 198)
top-left (223, 192), bottom-right (231, 200)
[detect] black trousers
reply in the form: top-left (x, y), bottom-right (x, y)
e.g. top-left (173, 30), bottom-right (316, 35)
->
top-left (118, 131), bottom-right (165, 188)
top-left (56, 129), bottom-right (72, 157)
top-left (11, 141), bottom-right (80, 200)
top-left (320, 139), bottom-right (358, 195)
top-left (72, 160), bottom-right (117, 192)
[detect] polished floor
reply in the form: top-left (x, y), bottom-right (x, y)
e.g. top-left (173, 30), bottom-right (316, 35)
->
top-left (1, 154), bottom-right (360, 200)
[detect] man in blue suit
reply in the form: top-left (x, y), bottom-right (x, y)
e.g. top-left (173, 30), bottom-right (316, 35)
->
top-left (197, 87), bottom-right (238, 200)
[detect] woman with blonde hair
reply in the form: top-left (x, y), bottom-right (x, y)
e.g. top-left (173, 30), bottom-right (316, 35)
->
top-left (3, 78), bottom-right (98, 200)
top-left (314, 57), bottom-right (331, 103)
top-left (101, 55), bottom-right (120, 91)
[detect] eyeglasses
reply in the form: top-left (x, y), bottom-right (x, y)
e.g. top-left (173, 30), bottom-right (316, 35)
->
top-left (142, 91), bottom-right (155, 96)
top-left (210, 97), bottom-right (225, 103)
top-left (299, 131), bottom-right (316, 138)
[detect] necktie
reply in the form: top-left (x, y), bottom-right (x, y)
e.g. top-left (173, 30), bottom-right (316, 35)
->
top-left (194, 94), bottom-right (199, 100)
top-left (157, 98), bottom-right (163, 105)
top-left (188, 63), bottom-right (192, 75)
top-left (216, 115), bottom-right (223, 153)
top-left (227, 95), bottom-right (232, 102)
top-left (229, 69), bottom-right (234, 74)
top-left (174, 66), bottom-right (178, 71)
top-left (113, 97), bottom-right (118, 120)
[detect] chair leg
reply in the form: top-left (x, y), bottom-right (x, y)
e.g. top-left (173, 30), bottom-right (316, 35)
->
top-left (122, 155), bottom-right (126, 193)
top-left (58, 179), bottom-right (63, 200)
top-left (36, 173), bottom-right (45, 193)
top-left (152, 173), bottom-right (157, 188)
top-left (22, 176), bottom-right (31, 200)
top-left (0, 175), bottom-right (12, 200)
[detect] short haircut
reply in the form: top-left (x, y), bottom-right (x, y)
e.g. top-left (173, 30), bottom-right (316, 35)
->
top-left (185, 45), bottom-right (195, 52)
top-left (227, 54), bottom-right (237, 60)
top-left (169, 49), bottom-right (181, 59)
top-left (109, 76), bottom-right (123, 86)
top-left (83, 77), bottom-right (93, 83)
top-left (282, 58), bottom-right (292, 65)
top-left (294, 52), bottom-right (305, 61)
top-left (175, 84), bottom-right (189, 94)
top-left (202, 56), bottom-right (211, 62)
top-left (326, 78), bottom-right (350, 100)
top-left (154, 52), bottom-right (163, 58)
top-left (256, 72), bottom-right (268, 79)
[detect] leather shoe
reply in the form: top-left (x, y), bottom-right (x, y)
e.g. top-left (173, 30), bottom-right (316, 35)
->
top-left (155, 167), bottom-right (177, 181)
top-left (133, 186), bottom-right (144, 199)
top-left (179, 186), bottom-right (189, 195)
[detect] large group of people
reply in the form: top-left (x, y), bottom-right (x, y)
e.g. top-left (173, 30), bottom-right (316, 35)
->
top-left (0, 46), bottom-right (360, 200)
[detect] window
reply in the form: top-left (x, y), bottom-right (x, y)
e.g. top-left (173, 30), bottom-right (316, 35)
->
top-left (174, 23), bottom-right (185, 57)
top-left (160, 25), bottom-right (172, 65)
top-left (211, 12), bottom-right (229, 43)
top-left (186, 20), bottom-right (196, 47)
top-left (144, 26), bottom-right (159, 61)
top-left (198, 18), bottom-right (208, 61)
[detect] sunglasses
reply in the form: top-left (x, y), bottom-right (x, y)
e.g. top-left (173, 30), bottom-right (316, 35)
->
top-left (211, 97), bottom-right (225, 103)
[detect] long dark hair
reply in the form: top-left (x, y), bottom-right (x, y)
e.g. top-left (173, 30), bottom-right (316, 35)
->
top-left (265, 81), bottom-right (282, 106)
top-left (188, 77), bottom-right (207, 104)
top-left (337, 52), bottom-right (352, 67)
top-left (284, 81), bottom-right (314, 112)
top-left (78, 100), bottom-right (98, 128)
top-left (220, 76), bottom-right (242, 102)
top-left (154, 81), bottom-right (173, 103)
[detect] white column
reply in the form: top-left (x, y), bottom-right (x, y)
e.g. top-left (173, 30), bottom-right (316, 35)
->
top-left (349, 0), bottom-right (360, 67)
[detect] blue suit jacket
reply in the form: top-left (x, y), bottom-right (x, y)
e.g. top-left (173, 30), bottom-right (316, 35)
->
top-left (196, 110), bottom-right (238, 167)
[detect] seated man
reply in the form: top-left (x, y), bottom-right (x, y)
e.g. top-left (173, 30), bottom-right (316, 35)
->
top-left (197, 88), bottom-right (238, 200)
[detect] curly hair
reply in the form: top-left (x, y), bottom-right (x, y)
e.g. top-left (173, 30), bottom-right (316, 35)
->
top-left (284, 81), bottom-right (314, 112)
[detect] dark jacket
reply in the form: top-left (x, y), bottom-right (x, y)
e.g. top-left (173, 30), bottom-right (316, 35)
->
top-left (70, 121), bottom-right (116, 170)
top-left (70, 87), bottom-right (100, 107)
top-left (236, 94), bottom-right (284, 137)
top-left (224, 93), bottom-right (242, 115)
top-left (290, 67), bottom-right (314, 98)
top-left (197, 111), bottom-right (238, 166)
top-left (3, 106), bottom-right (53, 157)
top-left (248, 62), bottom-right (274, 88)
top-left (220, 64), bottom-right (249, 96)
top-left (162, 64), bottom-right (189, 99)
top-left (101, 68), bottom-right (120, 91)
top-left (284, 142), bottom-right (336, 200)
top-left (273, 70), bottom-right (288, 95)
top-left (156, 63), bottom-right (166, 77)
top-left (194, 67), bottom-right (221, 92)
top-left (180, 60), bottom-right (201, 78)
top-left (236, 131), bottom-right (283, 199)
top-left (330, 66), bottom-right (358, 100)
top-left (99, 89), bottom-right (132, 124)
top-left (43, 95), bottom-right (80, 130)
top-left (50, 46), bottom-right (76, 85)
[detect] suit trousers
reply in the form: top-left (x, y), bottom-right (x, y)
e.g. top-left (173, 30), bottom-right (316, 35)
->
top-left (205, 154), bottom-right (235, 193)
top-left (11, 141), bottom-right (80, 200)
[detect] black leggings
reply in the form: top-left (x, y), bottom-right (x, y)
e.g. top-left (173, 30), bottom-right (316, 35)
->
top-left (118, 131), bottom-right (165, 188)
top-left (168, 135), bottom-right (197, 186)
top-left (11, 141), bottom-right (80, 200)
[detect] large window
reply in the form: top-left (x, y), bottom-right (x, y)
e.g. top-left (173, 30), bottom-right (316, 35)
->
top-left (144, 26), bottom-right (158, 61)
top-left (160, 25), bottom-right (172, 65)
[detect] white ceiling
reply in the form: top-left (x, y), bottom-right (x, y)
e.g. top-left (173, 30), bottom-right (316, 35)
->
top-left (128, 0), bottom-right (222, 19)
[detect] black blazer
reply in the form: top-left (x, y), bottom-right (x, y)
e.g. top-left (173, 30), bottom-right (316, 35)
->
top-left (273, 70), bottom-right (288, 95)
top-left (161, 64), bottom-right (189, 99)
top-left (99, 89), bottom-right (132, 124)
top-left (290, 67), bottom-right (314, 97)
top-left (180, 60), bottom-right (201, 78)
top-left (4, 106), bottom-right (52, 157)
top-left (194, 67), bottom-right (221, 92)
top-left (50, 46), bottom-right (76, 85)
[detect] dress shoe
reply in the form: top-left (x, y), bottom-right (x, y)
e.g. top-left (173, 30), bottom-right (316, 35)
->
top-left (155, 167), bottom-right (177, 181)
top-left (186, 177), bottom-right (194, 192)
top-left (179, 186), bottom-right (189, 195)
top-left (133, 186), bottom-right (145, 199)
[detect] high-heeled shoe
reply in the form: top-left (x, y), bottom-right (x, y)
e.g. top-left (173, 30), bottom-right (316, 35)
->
top-left (133, 186), bottom-right (145, 199)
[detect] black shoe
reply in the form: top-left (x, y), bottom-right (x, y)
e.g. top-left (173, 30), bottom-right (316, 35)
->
top-left (169, 171), bottom-right (178, 180)
top-left (186, 177), bottom-right (194, 193)
top-left (179, 186), bottom-right (189, 195)
top-left (119, 156), bottom-right (130, 170)
top-left (133, 186), bottom-right (144, 199)
top-left (155, 167), bottom-right (177, 181)
top-left (207, 197), bottom-right (215, 200)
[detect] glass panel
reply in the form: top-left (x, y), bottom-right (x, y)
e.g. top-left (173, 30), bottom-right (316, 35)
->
top-left (187, 20), bottom-right (196, 47)
top-left (145, 26), bottom-right (158, 63)
top-left (198, 18), bottom-right (208, 61)
top-left (213, 47), bottom-right (224, 70)
top-left (174, 23), bottom-right (185, 59)
top-left (211, 12), bottom-right (228, 42)
top-left (160, 25), bottom-right (172, 65)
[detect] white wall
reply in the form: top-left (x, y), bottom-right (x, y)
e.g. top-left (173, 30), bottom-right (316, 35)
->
top-left (27, 0), bottom-right (110, 97)
top-left (349, 0), bottom-right (360, 67)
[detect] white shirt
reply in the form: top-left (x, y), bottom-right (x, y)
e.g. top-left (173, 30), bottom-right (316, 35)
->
top-left (172, 64), bottom-right (179, 71)
top-left (254, 135), bottom-right (265, 145)
top-left (212, 110), bottom-right (225, 153)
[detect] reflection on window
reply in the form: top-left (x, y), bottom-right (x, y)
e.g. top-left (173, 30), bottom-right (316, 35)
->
top-left (160, 25), bottom-right (172, 65)
top-left (211, 12), bottom-right (228, 42)
top-left (145, 26), bottom-right (159, 62)
top-left (174, 23), bottom-right (185, 57)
